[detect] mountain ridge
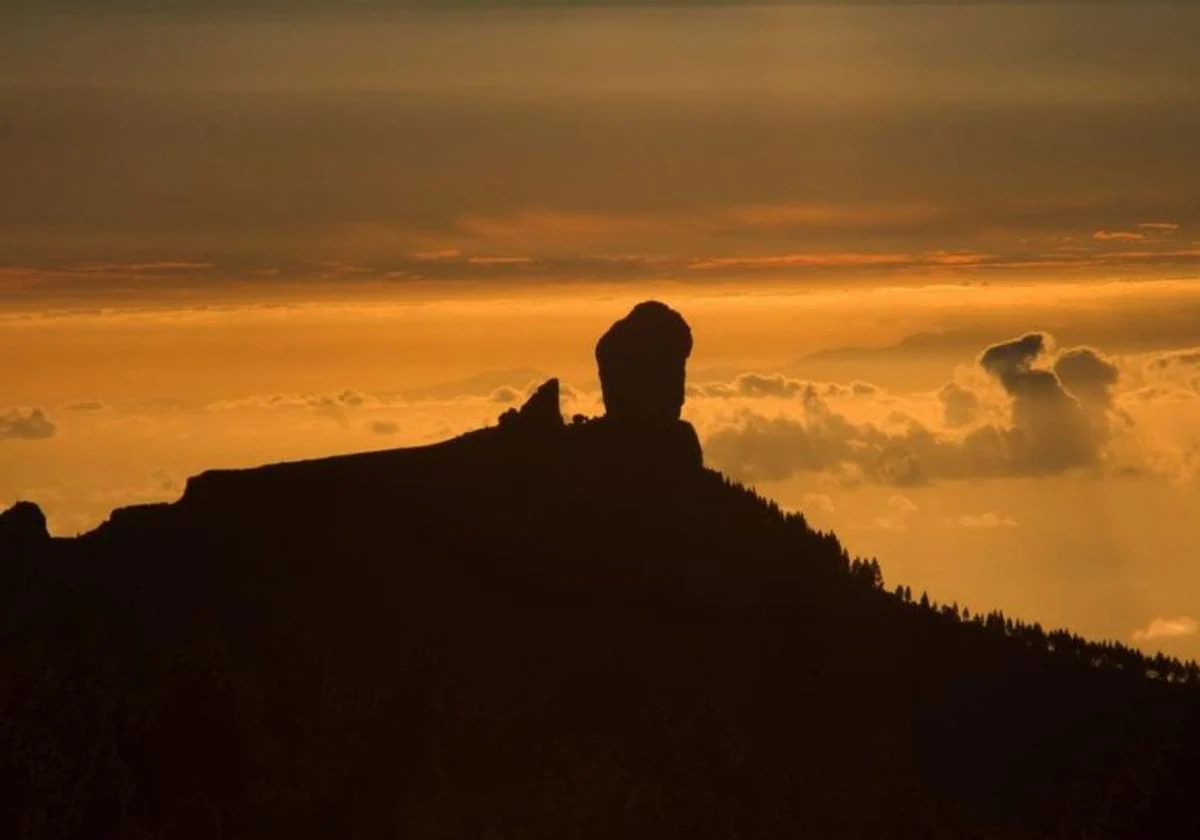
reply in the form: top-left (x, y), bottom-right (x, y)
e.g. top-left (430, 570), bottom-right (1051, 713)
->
top-left (3, 301), bottom-right (1198, 839)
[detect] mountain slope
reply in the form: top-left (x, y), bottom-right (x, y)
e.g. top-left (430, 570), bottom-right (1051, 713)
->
top-left (3, 407), bottom-right (1198, 839)
top-left (3, 301), bottom-right (1199, 839)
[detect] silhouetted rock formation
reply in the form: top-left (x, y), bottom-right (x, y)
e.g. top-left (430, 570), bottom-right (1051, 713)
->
top-left (596, 301), bottom-right (693, 425)
top-left (584, 301), bottom-right (704, 473)
top-left (486, 306), bottom-right (703, 474)
top-left (498, 379), bottom-right (564, 432)
top-left (0, 500), bottom-right (49, 555)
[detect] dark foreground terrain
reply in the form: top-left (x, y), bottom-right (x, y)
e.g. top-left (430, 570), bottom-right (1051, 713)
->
top-left (3, 304), bottom-right (1199, 839)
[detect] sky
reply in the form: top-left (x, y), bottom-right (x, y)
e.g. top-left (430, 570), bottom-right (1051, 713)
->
top-left (3, 3), bottom-right (1200, 659)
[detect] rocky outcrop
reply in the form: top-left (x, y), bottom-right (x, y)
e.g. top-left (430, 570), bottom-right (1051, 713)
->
top-left (587, 302), bottom-right (702, 472)
top-left (499, 379), bottom-right (564, 432)
top-left (595, 301), bottom-right (693, 426)
top-left (0, 501), bottom-right (50, 554)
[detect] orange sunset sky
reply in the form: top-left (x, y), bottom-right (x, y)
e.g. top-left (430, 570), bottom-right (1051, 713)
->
top-left (3, 2), bottom-right (1200, 658)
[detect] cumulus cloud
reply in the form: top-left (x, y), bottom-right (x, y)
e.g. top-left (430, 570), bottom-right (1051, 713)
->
top-left (205, 389), bottom-right (380, 430)
top-left (801, 493), bottom-right (836, 514)
top-left (0, 408), bottom-right (57, 441)
top-left (838, 381), bottom-right (882, 398)
top-left (691, 373), bottom-right (879, 401)
top-left (1144, 348), bottom-right (1200, 392)
top-left (209, 389), bottom-right (375, 412)
top-left (705, 395), bottom-right (1003, 487)
top-left (526, 379), bottom-right (578, 403)
top-left (876, 495), bottom-right (919, 531)
top-left (702, 332), bottom-right (1130, 486)
top-left (1053, 347), bottom-right (1119, 409)
top-left (978, 333), bottom-right (1115, 473)
top-left (953, 513), bottom-right (1018, 530)
top-left (1125, 384), bottom-right (1196, 404)
top-left (725, 373), bottom-right (807, 399)
top-left (1147, 349), bottom-right (1200, 370)
top-left (978, 332), bottom-right (1050, 385)
top-left (315, 389), bottom-right (368, 409)
top-left (1132, 616), bottom-right (1198, 642)
top-left (489, 386), bottom-right (522, 404)
top-left (203, 382), bottom-right (584, 434)
top-left (488, 380), bottom-right (582, 408)
top-left (938, 382), bottom-right (979, 428)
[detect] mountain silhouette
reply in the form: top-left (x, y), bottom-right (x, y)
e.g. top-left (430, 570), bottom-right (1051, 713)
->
top-left (2, 301), bottom-right (1199, 840)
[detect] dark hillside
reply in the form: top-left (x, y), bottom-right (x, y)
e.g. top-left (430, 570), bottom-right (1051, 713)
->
top-left (2, 303), bottom-right (1198, 839)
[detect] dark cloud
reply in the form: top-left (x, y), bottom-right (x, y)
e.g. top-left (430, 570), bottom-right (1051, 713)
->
top-left (0, 408), bottom-right (57, 441)
top-left (978, 332), bottom-right (1047, 386)
top-left (368, 420), bottom-right (400, 436)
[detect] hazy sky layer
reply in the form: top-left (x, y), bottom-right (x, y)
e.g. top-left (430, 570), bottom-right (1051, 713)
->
top-left (3, 5), bottom-right (1200, 659)
top-left (2, 5), bottom-right (1199, 300)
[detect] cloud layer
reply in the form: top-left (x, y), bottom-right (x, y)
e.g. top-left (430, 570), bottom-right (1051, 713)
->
top-left (698, 333), bottom-right (1189, 487)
